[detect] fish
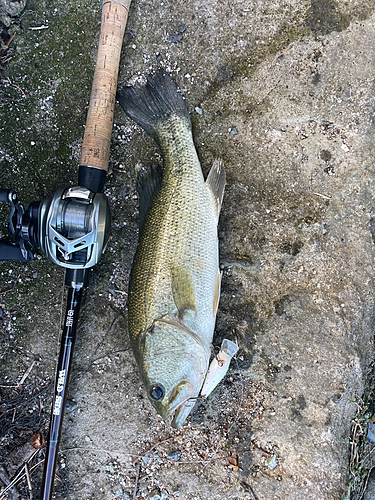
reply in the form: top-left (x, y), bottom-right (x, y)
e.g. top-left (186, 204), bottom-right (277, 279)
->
top-left (117, 70), bottom-right (225, 428)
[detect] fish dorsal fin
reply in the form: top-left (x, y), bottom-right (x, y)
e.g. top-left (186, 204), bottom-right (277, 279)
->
top-left (206, 159), bottom-right (226, 216)
top-left (171, 263), bottom-right (197, 318)
top-left (213, 269), bottom-right (222, 316)
top-left (136, 163), bottom-right (163, 230)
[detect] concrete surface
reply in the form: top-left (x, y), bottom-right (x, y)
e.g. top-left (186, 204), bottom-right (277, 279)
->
top-left (1, 0), bottom-right (375, 499)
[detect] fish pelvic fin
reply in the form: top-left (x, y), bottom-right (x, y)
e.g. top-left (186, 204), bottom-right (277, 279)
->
top-left (206, 159), bottom-right (226, 216)
top-left (117, 69), bottom-right (191, 143)
top-left (213, 268), bottom-right (222, 317)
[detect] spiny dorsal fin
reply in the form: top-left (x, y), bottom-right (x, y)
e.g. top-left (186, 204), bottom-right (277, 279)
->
top-left (136, 163), bottom-right (163, 231)
top-left (171, 263), bottom-right (197, 318)
top-left (206, 159), bottom-right (226, 216)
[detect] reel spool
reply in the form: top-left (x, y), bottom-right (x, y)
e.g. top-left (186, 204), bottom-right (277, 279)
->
top-left (0, 186), bottom-right (111, 269)
top-left (38, 186), bottom-right (111, 268)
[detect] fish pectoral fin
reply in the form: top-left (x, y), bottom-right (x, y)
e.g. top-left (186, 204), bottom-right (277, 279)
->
top-left (136, 163), bottom-right (163, 231)
top-left (213, 268), bottom-right (222, 316)
top-left (171, 263), bottom-right (197, 318)
top-left (206, 158), bottom-right (226, 216)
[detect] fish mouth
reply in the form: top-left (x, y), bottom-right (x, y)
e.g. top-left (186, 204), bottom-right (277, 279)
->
top-left (161, 396), bottom-right (196, 429)
top-left (156, 381), bottom-right (199, 427)
top-left (143, 316), bottom-right (209, 427)
top-left (171, 399), bottom-right (197, 428)
top-left (162, 397), bottom-right (189, 419)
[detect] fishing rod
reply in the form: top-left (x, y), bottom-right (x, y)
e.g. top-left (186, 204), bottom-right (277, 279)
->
top-left (0, 0), bottom-right (131, 497)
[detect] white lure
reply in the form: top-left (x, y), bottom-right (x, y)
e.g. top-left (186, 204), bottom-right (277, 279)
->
top-left (200, 339), bottom-right (239, 398)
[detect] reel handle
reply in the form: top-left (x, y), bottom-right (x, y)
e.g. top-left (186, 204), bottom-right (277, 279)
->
top-left (0, 242), bottom-right (28, 261)
top-left (0, 189), bottom-right (11, 203)
top-left (79, 0), bottom-right (131, 188)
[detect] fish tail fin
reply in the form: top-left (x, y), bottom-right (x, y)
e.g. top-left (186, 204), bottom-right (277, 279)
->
top-left (117, 70), bottom-right (191, 142)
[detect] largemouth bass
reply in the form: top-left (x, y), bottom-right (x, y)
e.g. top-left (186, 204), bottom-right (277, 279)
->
top-left (117, 70), bottom-right (225, 427)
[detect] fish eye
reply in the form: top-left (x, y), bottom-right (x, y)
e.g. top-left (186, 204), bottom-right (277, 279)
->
top-left (149, 384), bottom-right (165, 401)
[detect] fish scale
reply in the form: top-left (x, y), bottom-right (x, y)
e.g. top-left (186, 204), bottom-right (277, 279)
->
top-left (118, 70), bottom-right (225, 427)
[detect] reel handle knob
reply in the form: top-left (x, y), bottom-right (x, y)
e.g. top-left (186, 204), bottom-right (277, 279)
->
top-left (0, 189), bottom-right (11, 203)
top-left (0, 189), bottom-right (16, 204)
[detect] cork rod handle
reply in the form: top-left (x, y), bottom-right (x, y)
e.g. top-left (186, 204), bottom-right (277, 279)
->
top-left (80, 0), bottom-right (131, 172)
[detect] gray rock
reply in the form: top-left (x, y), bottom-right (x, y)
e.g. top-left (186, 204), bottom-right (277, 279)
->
top-left (112, 484), bottom-right (123, 497)
top-left (0, 0), bottom-right (25, 18)
top-left (106, 465), bottom-right (115, 474)
top-left (141, 451), bottom-right (151, 464)
top-left (65, 399), bottom-right (77, 412)
top-left (167, 450), bottom-right (182, 461)
top-left (169, 33), bottom-right (183, 43)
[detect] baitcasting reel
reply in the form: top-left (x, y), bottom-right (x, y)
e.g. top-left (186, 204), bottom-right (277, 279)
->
top-left (0, 186), bottom-right (111, 269)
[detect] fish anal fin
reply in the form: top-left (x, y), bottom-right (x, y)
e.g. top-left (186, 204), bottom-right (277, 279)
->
top-left (136, 163), bottom-right (163, 231)
top-left (171, 264), bottom-right (197, 318)
top-left (213, 268), bottom-right (222, 316)
top-left (206, 159), bottom-right (226, 216)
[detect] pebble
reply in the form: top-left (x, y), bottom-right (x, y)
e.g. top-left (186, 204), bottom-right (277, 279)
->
top-left (266, 454), bottom-right (278, 470)
top-left (109, 284), bottom-right (122, 298)
top-left (149, 488), bottom-right (161, 500)
top-left (195, 107), bottom-right (203, 115)
top-left (167, 450), bottom-right (182, 461)
top-left (178, 25), bottom-right (186, 32)
top-left (65, 399), bottom-right (77, 412)
top-left (169, 33), bottom-right (183, 43)
top-left (106, 464), bottom-right (116, 474)
top-left (113, 484), bottom-right (124, 496)
top-left (230, 127), bottom-right (239, 135)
